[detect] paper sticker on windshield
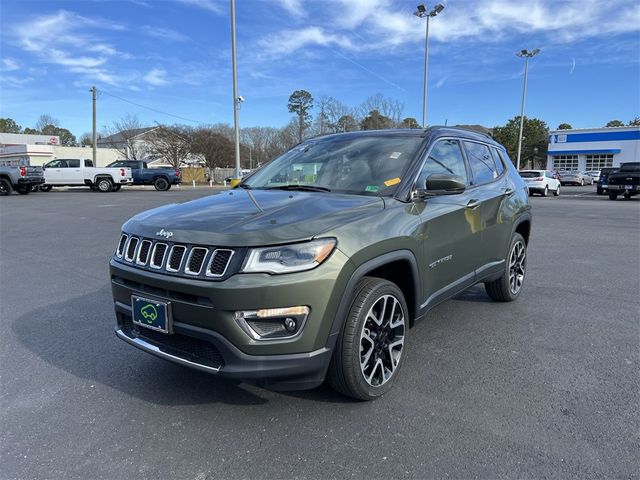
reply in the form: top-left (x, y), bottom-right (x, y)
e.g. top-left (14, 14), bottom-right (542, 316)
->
top-left (365, 185), bottom-right (380, 192)
top-left (389, 152), bottom-right (402, 159)
top-left (384, 177), bottom-right (401, 187)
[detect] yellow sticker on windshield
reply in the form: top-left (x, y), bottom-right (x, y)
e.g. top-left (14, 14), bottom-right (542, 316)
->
top-left (384, 177), bottom-right (401, 187)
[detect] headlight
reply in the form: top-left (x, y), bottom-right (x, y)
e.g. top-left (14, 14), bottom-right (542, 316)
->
top-left (241, 238), bottom-right (336, 274)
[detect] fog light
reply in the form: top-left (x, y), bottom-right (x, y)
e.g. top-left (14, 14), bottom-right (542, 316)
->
top-left (235, 306), bottom-right (309, 341)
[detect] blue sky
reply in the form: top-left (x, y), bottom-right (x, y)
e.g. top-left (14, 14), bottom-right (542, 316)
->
top-left (1, 0), bottom-right (639, 138)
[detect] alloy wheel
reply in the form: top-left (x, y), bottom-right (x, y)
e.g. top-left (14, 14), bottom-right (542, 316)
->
top-left (509, 240), bottom-right (526, 295)
top-left (359, 294), bottom-right (405, 387)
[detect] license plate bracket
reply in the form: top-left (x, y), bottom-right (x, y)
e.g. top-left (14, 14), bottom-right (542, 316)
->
top-left (132, 295), bottom-right (172, 333)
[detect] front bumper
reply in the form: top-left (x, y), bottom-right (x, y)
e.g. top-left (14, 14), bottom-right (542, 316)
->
top-left (110, 249), bottom-right (352, 388)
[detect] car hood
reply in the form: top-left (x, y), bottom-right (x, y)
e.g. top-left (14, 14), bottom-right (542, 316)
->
top-left (123, 189), bottom-right (385, 246)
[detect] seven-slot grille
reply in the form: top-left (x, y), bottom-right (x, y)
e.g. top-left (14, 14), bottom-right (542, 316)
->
top-left (116, 235), bottom-right (235, 279)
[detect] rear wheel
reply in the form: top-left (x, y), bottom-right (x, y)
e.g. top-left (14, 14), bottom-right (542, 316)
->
top-left (485, 233), bottom-right (527, 302)
top-left (96, 177), bottom-right (113, 192)
top-left (15, 185), bottom-right (30, 195)
top-left (623, 192), bottom-right (632, 200)
top-left (554, 185), bottom-right (560, 196)
top-left (39, 185), bottom-right (53, 192)
top-left (154, 177), bottom-right (170, 191)
top-left (580, 179), bottom-right (585, 186)
top-left (327, 277), bottom-right (407, 401)
top-left (609, 192), bottom-right (618, 200)
top-left (541, 185), bottom-right (548, 197)
top-left (0, 178), bottom-right (12, 196)
top-left (596, 187), bottom-right (603, 195)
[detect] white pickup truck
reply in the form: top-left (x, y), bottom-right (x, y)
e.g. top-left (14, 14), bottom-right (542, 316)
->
top-left (41, 158), bottom-right (133, 192)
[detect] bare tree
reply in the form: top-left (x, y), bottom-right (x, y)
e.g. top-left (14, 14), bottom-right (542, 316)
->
top-left (147, 124), bottom-right (192, 168)
top-left (107, 114), bottom-right (151, 160)
top-left (79, 132), bottom-right (92, 146)
top-left (35, 114), bottom-right (59, 132)
top-left (359, 94), bottom-right (404, 127)
top-left (190, 128), bottom-right (234, 169)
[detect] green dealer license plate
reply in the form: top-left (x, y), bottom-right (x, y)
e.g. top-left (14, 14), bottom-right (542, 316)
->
top-left (132, 295), bottom-right (172, 333)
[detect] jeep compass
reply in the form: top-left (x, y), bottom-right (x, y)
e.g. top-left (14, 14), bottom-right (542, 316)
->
top-left (110, 127), bottom-right (532, 400)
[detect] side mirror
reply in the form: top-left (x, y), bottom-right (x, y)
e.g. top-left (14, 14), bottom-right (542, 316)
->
top-left (415, 173), bottom-right (466, 198)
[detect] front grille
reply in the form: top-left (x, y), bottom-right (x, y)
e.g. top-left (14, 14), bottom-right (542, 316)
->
top-left (136, 240), bottom-right (152, 265)
top-left (167, 245), bottom-right (186, 272)
top-left (120, 315), bottom-right (224, 369)
top-left (207, 249), bottom-right (234, 277)
top-left (151, 243), bottom-right (168, 269)
top-left (115, 235), bottom-right (235, 280)
top-left (185, 247), bottom-right (207, 275)
top-left (116, 234), bottom-right (128, 257)
top-left (125, 237), bottom-right (139, 262)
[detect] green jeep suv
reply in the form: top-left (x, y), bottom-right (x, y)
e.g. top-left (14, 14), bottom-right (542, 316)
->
top-left (110, 127), bottom-right (531, 400)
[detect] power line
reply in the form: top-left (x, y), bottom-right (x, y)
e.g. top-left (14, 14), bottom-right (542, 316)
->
top-left (98, 89), bottom-right (206, 124)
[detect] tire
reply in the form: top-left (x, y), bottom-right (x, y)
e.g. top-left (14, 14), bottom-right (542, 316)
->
top-left (609, 192), bottom-right (618, 200)
top-left (596, 187), bottom-right (603, 195)
top-left (15, 185), bottom-right (30, 195)
top-left (485, 232), bottom-right (527, 302)
top-left (580, 179), bottom-right (585, 186)
top-left (39, 185), bottom-right (52, 192)
top-left (96, 177), bottom-right (113, 192)
top-left (111, 184), bottom-right (122, 192)
top-left (0, 178), bottom-right (12, 196)
top-left (541, 186), bottom-right (548, 197)
top-left (623, 192), bottom-right (631, 200)
top-left (154, 177), bottom-right (170, 191)
top-left (327, 277), bottom-right (408, 401)
top-left (554, 185), bottom-right (560, 196)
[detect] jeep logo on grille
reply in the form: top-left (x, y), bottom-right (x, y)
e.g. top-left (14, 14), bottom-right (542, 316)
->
top-left (156, 228), bottom-right (174, 239)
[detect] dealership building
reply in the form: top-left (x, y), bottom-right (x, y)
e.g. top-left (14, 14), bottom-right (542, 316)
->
top-left (547, 126), bottom-right (640, 171)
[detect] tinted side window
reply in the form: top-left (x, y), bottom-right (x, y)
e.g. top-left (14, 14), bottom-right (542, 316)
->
top-left (67, 159), bottom-right (80, 168)
top-left (463, 142), bottom-right (496, 185)
top-left (84, 159), bottom-right (94, 167)
top-left (417, 139), bottom-right (468, 187)
top-left (491, 148), bottom-right (505, 175)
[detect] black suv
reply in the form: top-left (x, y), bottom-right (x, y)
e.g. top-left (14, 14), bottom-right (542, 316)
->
top-left (110, 127), bottom-right (532, 400)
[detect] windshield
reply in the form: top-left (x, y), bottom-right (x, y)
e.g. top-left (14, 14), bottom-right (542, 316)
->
top-left (243, 135), bottom-right (424, 196)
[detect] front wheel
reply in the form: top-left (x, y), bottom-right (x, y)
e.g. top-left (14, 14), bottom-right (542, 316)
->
top-left (96, 178), bottom-right (113, 192)
top-left (0, 178), bottom-right (12, 196)
top-left (580, 179), bottom-right (585, 186)
top-left (327, 277), bottom-right (408, 401)
top-left (15, 185), bottom-right (30, 195)
top-left (609, 192), bottom-right (618, 200)
top-left (554, 185), bottom-right (560, 196)
top-left (485, 232), bottom-right (527, 302)
top-left (154, 177), bottom-right (170, 191)
top-left (596, 187), bottom-right (603, 195)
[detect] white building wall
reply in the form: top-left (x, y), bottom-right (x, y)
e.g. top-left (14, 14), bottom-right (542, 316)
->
top-left (547, 126), bottom-right (640, 170)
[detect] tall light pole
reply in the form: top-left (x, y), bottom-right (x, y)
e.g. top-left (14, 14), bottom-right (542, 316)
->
top-left (90, 86), bottom-right (97, 166)
top-left (414, 3), bottom-right (444, 128)
top-left (515, 48), bottom-right (540, 171)
top-left (230, 0), bottom-right (241, 181)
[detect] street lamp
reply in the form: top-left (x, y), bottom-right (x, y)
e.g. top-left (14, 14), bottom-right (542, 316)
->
top-left (515, 48), bottom-right (540, 171)
top-left (230, 0), bottom-right (241, 181)
top-left (414, 3), bottom-right (445, 128)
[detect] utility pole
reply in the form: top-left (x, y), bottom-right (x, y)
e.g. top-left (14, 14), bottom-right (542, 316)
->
top-left (90, 86), bottom-right (97, 166)
top-left (230, 0), bottom-right (241, 181)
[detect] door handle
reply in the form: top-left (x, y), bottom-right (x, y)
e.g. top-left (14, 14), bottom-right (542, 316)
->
top-left (466, 199), bottom-right (481, 209)
top-left (504, 187), bottom-right (515, 196)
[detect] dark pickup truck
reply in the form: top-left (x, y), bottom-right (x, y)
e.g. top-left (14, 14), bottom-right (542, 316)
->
top-left (106, 160), bottom-right (181, 191)
top-left (0, 164), bottom-right (45, 195)
top-left (607, 162), bottom-right (640, 200)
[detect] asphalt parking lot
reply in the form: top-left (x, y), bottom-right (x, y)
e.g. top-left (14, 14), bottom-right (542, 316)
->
top-left (1, 185), bottom-right (638, 479)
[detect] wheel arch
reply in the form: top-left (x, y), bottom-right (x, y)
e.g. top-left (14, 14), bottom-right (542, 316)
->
top-left (513, 215), bottom-right (532, 245)
top-left (325, 250), bottom-right (421, 351)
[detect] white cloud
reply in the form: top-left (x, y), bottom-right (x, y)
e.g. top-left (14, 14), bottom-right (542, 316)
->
top-left (258, 27), bottom-right (354, 58)
top-left (275, 0), bottom-right (305, 17)
top-left (144, 68), bottom-right (170, 86)
top-left (176, 0), bottom-right (224, 15)
top-left (141, 25), bottom-right (188, 42)
top-left (1, 58), bottom-right (20, 72)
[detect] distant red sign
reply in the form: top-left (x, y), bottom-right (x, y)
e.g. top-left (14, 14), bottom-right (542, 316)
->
top-left (50, 137), bottom-right (58, 145)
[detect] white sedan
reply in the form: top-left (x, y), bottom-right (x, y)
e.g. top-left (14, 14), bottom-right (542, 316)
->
top-left (519, 170), bottom-right (561, 197)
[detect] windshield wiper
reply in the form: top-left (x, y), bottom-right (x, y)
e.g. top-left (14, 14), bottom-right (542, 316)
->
top-left (263, 185), bottom-right (331, 192)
